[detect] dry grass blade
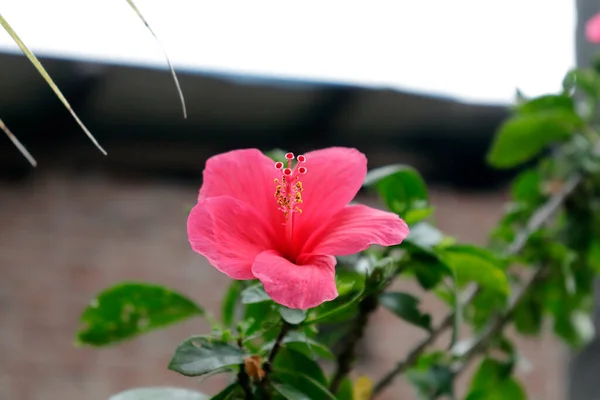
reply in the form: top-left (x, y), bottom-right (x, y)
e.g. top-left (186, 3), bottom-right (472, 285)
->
top-left (0, 13), bottom-right (107, 155)
top-left (0, 118), bottom-right (37, 166)
top-left (125, 0), bottom-right (187, 119)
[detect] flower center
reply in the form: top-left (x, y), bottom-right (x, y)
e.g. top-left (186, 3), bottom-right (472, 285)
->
top-left (274, 152), bottom-right (307, 242)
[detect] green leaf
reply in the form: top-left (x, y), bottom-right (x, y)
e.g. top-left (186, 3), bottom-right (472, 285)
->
top-left (168, 336), bottom-right (245, 377)
top-left (335, 377), bottom-right (354, 400)
top-left (563, 69), bottom-right (600, 101)
top-left (513, 292), bottom-right (543, 335)
top-left (108, 387), bottom-right (208, 400)
top-left (487, 111), bottom-right (580, 169)
top-left (406, 364), bottom-right (454, 399)
top-left (304, 290), bottom-right (364, 325)
top-left (516, 94), bottom-right (575, 114)
top-left (511, 169), bottom-right (544, 205)
top-left (466, 358), bottom-right (525, 400)
top-left (379, 292), bottom-right (432, 331)
top-left (266, 149), bottom-right (289, 163)
top-left (363, 164), bottom-right (429, 222)
top-left (405, 222), bottom-right (445, 250)
top-left (403, 207), bottom-right (435, 225)
top-left (0, 14), bottom-right (105, 156)
top-left (405, 252), bottom-right (450, 290)
top-left (467, 288), bottom-right (507, 331)
top-left (273, 370), bottom-right (337, 400)
top-left (365, 257), bottom-right (398, 294)
top-left (76, 282), bottom-right (203, 346)
top-left (272, 383), bottom-right (311, 400)
top-left (279, 307), bottom-right (307, 325)
top-left (209, 383), bottom-right (243, 400)
top-left (241, 284), bottom-right (272, 304)
top-left (437, 245), bottom-right (509, 296)
top-left (466, 379), bottom-right (526, 400)
top-left (243, 301), bottom-right (277, 337)
top-left (273, 347), bottom-right (328, 385)
top-left (262, 331), bottom-right (335, 361)
top-left (222, 281), bottom-right (242, 328)
top-left (335, 273), bottom-right (358, 297)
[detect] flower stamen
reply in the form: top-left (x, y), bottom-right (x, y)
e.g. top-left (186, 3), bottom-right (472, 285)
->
top-left (273, 153), bottom-right (307, 240)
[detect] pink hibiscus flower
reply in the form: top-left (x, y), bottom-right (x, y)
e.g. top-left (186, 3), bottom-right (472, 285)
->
top-left (586, 12), bottom-right (600, 43)
top-left (187, 147), bottom-right (409, 309)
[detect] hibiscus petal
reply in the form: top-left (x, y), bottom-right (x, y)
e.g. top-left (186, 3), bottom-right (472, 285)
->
top-left (187, 196), bottom-right (275, 280)
top-left (302, 204), bottom-right (409, 256)
top-left (252, 250), bottom-right (338, 309)
top-left (586, 13), bottom-right (600, 43)
top-left (199, 149), bottom-right (282, 224)
top-left (293, 147), bottom-right (367, 247)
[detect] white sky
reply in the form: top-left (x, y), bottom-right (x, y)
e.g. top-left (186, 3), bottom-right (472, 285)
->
top-left (0, 0), bottom-right (576, 105)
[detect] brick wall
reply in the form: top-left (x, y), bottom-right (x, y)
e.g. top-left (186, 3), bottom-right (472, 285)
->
top-left (0, 171), bottom-right (565, 399)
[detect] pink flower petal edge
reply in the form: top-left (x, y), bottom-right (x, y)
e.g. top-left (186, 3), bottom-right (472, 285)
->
top-left (252, 250), bottom-right (338, 309)
top-left (291, 148), bottom-right (368, 251)
top-left (198, 149), bottom-right (282, 225)
top-left (302, 204), bottom-right (410, 256)
top-left (187, 196), bottom-right (275, 280)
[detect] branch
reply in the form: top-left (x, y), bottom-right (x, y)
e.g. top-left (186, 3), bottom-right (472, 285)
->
top-left (371, 174), bottom-right (581, 398)
top-left (236, 338), bottom-right (254, 400)
top-left (237, 366), bottom-right (254, 399)
top-left (452, 264), bottom-right (548, 376)
top-left (372, 311), bottom-right (454, 395)
top-left (257, 321), bottom-right (291, 399)
top-left (330, 293), bottom-right (379, 393)
top-left (264, 322), bottom-right (291, 373)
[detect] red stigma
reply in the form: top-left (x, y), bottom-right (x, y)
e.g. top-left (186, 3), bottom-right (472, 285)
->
top-left (274, 161), bottom-right (284, 170)
top-left (298, 166), bottom-right (307, 174)
top-left (297, 155), bottom-right (306, 163)
top-left (283, 168), bottom-right (292, 176)
top-left (285, 152), bottom-right (295, 160)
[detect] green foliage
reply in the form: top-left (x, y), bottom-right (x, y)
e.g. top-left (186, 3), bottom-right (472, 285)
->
top-left (222, 281), bottom-right (243, 328)
top-left (379, 292), bottom-right (432, 331)
top-left (261, 331), bottom-right (335, 360)
top-left (487, 94), bottom-right (582, 168)
top-left (241, 283), bottom-right (272, 304)
top-left (209, 383), bottom-right (244, 400)
top-left (364, 164), bottom-right (431, 224)
top-left (108, 387), bottom-right (208, 400)
top-left (271, 347), bottom-right (337, 399)
top-left (335, 378), bottom-right (354, 400)
top-left (406, 353), bottom-right (454, 399)
top-left (279, 307), bottom-right (307, 325)
top-left (437, 245), bottom-right (509, 296)
top-left (466, 358), bottom-right (525, 400)
top-left (272, 382), bottom-right (312, 400)
top-left (78, 61), bottom-right (600, 400)
top-left (168, 336), bottom-right (245, 377)
top-left (76, 282), bottom-right (203, 346)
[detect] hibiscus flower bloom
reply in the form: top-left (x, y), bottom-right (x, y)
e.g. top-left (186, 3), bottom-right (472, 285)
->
top-left (187, 147), bottom-right (409, 309)
top-left (586, 12), bottom-right (600, 43)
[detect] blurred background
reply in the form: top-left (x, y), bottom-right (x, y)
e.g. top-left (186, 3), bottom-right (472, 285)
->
top-left (0, 1), bottom-right (588, 399)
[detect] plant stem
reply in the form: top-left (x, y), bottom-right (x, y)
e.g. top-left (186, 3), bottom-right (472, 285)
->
top-left (257, 321), bottom-right (292, 399)
top-left (264, 322), bottom-right (291, 373)
top-left (330, 293), bottom-right (379, 394)
top-left (452, 264), bottom-right (548, 376)
top-left (237, 367), bottom-right (254, 400)
top-left (236, 338), bottom-right (254, 400)
top-left (371, 174), bottom-right (581, 398)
